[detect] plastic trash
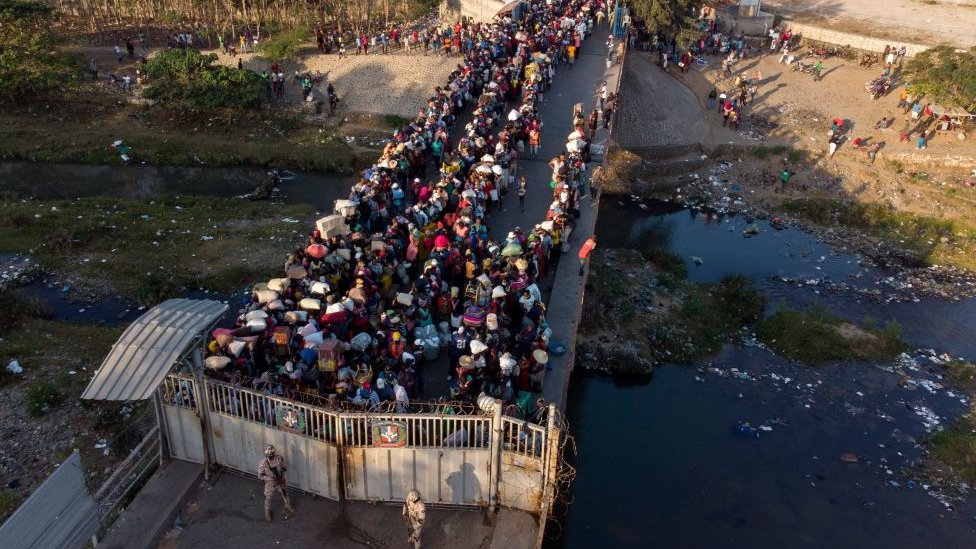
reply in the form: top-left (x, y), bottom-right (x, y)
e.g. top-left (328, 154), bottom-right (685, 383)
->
top-left (735, 422), bottom-right (760, 438)
top-left (6, 359), bottom-right (23, 375)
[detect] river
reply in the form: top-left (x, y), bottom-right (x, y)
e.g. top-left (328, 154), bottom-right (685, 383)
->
top-left (548, 199), bottom-right (976, 548)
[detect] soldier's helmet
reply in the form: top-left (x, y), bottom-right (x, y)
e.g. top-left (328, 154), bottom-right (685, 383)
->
top-left (407, 489), bottom-right (421, 503)
top-left (264, 444), bottom-right (276, 456)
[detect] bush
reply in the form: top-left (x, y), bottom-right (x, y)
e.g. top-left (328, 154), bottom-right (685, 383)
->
top-left (143, 48), bottom-right (266, 110)
top-left (25, 380), bottom-right (63, 416)
top-left (905, 45), bottom-right (976, 111)
top-left (753, 146), bottom-right (769, 159)
top-left (136, 272), bottom-right (182, 307)
top-left (0, 0), bottom-right (79, 103)
top-left (257, 25), bottom-right (309, 61)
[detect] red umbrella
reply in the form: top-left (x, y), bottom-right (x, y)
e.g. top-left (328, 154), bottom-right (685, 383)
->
top-left (306, 243), bottom-right (327, 259)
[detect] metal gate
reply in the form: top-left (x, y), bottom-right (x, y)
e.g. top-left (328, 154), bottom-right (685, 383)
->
top-left (204, 380), bottom-right (342, 500)
top-left (497, 417), bottom-right (547, 510)
top-left (158, 374), bottom-right (205, 463)
top-left (159, 374), bottom-right (556, 513)
top-left (340, 414), bottom-right (492, 505)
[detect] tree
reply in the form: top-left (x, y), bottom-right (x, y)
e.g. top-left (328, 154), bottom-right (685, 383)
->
top-left (143, 48), bottom-right (266, 111)
top-left (905, 45), bottom-right (976, 111)
top-left (628, 0), bottom-right (697, 41)
top-left (0, 0), bottom-right (78, 102)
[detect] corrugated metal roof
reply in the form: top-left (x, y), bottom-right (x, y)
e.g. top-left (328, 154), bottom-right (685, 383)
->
top-left (0, 450), bottom-right (98, 549)
top-left (81, 298), bottom-right (228, 401)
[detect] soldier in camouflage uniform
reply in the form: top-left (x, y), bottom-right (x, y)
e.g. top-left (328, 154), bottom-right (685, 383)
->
top-left (257, 444), bottom-right (294, 521)
top-left (402, 489), bottom-right (426, 549)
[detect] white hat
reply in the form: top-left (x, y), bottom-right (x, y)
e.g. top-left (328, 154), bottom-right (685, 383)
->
top-left (470, 339), bottom-right (488, 354)
top-left (532, 349), bottom-right (549, 365)
top-left (492, 286), bottom-right (506, 299)
top-left (507, 231), bottom-right (516, 239)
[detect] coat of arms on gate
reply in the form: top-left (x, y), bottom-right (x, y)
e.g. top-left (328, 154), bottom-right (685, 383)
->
top-left (372, 421), bottom-right (408, 448)
top-left (275, 406), bottom-right (306, 434)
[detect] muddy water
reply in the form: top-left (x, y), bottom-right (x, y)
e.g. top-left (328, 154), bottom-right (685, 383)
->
top-left (549, 200), bottom-right (976, 549)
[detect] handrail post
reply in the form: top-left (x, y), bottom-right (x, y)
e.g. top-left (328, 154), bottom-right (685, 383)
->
top-left (535, 404), bottom-right (560, 548)
top-left (191, 349), bottom-right (215, 481)
top-left (488, 399), bottom-right (504, 514)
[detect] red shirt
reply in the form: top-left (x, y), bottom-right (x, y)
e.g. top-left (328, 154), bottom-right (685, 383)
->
top-left (578, 238), bottom-right (597, 259)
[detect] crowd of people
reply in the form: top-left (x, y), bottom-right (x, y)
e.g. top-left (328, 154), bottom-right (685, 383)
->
top-left (201, 0), bottom-right (609, 421)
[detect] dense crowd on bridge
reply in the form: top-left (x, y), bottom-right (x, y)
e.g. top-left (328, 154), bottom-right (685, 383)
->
top-left (201, 0), bottom-right (608, 420)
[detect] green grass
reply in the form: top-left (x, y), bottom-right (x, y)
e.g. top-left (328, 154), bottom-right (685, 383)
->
top-left (944, 360), bottom-right (976, 392)
top-left (756, 304), bottom-right (907, 364)
top-left (753, 146), bottom-right (769, 160)
top-left (0, 97), bottom-right (356, 172)
top-left (651, 275), bottom-right (766, 361)
top-left (781, 198), bottom-right (976, 270)
top-left (25, 381), bottom-right (64, 416)
top-left (383, 114), bottom-right (412, 128)
top-left (257, 25), bottom-right (311, 61)
top-left (0, 490), bottom-right (20, 524)
top-left (0, 196), bottom-right (316, 304)
top-left (770, 145), bottom-right (787, 155)
top-left (785, 148), bottom-right (806, 164)
top-left (930, 417), bottom-right (976, 485)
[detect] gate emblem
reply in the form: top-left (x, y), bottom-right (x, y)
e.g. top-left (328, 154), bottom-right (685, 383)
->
top-left (372, 421), bottom-right (408, 448)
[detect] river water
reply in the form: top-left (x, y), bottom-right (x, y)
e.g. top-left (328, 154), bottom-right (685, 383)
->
top-left (549, 200), bottom-right (976, 548)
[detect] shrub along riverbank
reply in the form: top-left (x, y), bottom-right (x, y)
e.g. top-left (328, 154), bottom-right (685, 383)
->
top-left (756, 305), bottom-right (908, 365)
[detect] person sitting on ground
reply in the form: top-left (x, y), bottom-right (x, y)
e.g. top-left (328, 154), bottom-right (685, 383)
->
top-left (874, 117), bottom-right (890, 129)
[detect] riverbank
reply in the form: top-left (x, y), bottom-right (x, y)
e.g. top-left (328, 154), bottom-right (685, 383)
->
top-left (0, 85), bottom-right (403, 172)
top-left (560, 197), bottom-right (976, 548)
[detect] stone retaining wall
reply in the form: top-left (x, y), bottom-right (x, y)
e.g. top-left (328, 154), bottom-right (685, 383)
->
top-left (441, 0), bottom-right (508, 23)
top-left (784, 20), bottom-right (929, 57)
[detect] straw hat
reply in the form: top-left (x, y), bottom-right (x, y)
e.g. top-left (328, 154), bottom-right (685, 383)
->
top-left (470, 339), bottom-right (488, 354)
top-left (459, 355), bottom-right (475, 369)
top-left (533, 349), bottom-right (549, 365)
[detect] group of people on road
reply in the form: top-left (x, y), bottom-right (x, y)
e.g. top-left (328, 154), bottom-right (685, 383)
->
top-left (197, 0), bottom-right (605, 454)
top-left (214, 0), bottom-right (608, 541)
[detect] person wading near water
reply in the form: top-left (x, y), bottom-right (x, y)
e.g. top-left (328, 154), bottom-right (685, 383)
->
top-left (258, 444), bottom-right (293, 521)
top-left (578, 235), bottom-right (597, 276)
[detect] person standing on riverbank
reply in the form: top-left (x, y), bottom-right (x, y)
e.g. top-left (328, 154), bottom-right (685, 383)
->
top-left (579, 235), bottom-right (597, 276)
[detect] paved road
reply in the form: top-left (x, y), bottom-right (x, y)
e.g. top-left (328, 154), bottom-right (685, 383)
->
top-left (411, 35), bottom-right (615, 410)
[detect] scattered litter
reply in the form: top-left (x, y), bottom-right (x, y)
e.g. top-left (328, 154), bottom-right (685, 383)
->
top-left (735, 422), bottom-right (760, 438)
top-left (6, 359), bottom-right (23, 375)
top-left (200, 236), bottom-right (214, 241)
top-left (840, 453), bottom-right (859, 463)
top-left (94, 439), bottom-right (108, 449)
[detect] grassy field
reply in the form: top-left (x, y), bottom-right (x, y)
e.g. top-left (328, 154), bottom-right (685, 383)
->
top-left (0, 93), bottom-right (358, 172)
top-left (0, 195), bottom-right (316, 304)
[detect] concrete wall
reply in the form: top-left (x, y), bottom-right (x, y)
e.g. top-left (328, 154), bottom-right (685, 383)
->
top-left (784, 20), bottom-right (929, 56)
top-left (441, 0), bottom-right (508, 23)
